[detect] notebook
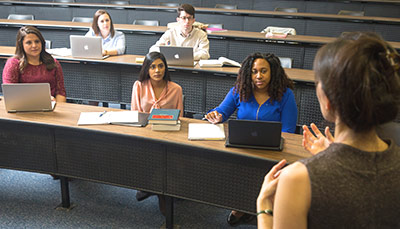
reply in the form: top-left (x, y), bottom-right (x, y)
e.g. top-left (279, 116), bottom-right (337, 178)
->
top-left (2, 83), bottom-right (56, 113)
top-left (70, 35), bottom-right (109, 59)
top-left (117, 112), bottom-right (150, 127)
top-left (225, 119), bottom-right (284, 151)
top-left (159, 46), bottom-right (194, 66)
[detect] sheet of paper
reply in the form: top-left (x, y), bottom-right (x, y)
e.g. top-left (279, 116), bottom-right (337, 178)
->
top-left (188, 123), bottom-right (225, 140)
top-left (77, 112), bottom-right (109, 125)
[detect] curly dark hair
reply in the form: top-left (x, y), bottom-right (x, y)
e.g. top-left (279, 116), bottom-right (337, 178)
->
top-left (234, 52), bottom-right (294, 102)
top-left (15, 26), bottom-right (56, 73)
top-left (138, 52), bottom-right (171, 82)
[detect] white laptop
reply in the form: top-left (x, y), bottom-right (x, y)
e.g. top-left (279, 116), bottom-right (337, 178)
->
top-left (159, 46), bottom-right (194, 66)
top-left (2, 83), bottom-right (56, 113)
top-left (70, 35), bottom-right (109, 59)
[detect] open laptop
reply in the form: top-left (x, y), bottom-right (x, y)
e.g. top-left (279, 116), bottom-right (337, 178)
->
top-left (159, 46), bottom-right (194, 66)
top-left (2, 83), bottom-right (56, 113)
top-left (225, 119), bottom-right (284, 151)
top-left (70, 35), bottom-right (109, 59)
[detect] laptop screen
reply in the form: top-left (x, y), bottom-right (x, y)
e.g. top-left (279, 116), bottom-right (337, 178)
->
top-left (226, 119), bottom-right (283, 150)
top-left (2, 83), bottom-right (56, 113)
top-left (70, 35), bottom-right (107, 59)
top-left (159, 46), bottom-right (194, 66)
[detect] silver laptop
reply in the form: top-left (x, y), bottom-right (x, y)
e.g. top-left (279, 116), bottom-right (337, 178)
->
top-left (159, 46), bottom-right (194, 66)
top-left (70, 35), bottom-right (109, 59)
top-left (2, 83), bottom-right (56, 113)
top-left (225, 119), bottom-right (284, 151)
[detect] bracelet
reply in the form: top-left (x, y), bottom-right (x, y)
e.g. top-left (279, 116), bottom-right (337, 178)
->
top-left (257, 209), bottom-right (273, 216)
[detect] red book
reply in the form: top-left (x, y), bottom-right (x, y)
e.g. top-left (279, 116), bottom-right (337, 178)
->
top-left (148, 109), bottom-right (180, 125)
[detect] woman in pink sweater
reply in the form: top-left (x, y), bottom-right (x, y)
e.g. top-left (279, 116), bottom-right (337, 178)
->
top-left (131, 52), bottom-right (183, 116)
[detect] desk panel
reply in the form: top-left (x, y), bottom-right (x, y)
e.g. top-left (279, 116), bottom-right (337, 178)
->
top-left (305, 20), bottom-right (374, 38)
top-left (61, 62), bottom-right (120, 102)
top-left (125, 33), bottom-right (161, 56)
top-left (56, 128), bottom-right (165, 193)
top-left (166, 144), bottom-right (274, 213)
top-left (228, 40), bottom-right (305, 69)
top-left (0, 119), bottom-right (56, 173)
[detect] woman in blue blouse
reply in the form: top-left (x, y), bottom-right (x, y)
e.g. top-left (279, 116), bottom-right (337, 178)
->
top-left (85, 9), bottom-right (126, 56)
top-left (205, 52), bottom-right (298, 133)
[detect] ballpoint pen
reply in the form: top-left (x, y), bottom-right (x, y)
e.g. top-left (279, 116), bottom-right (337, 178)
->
top-left (99, 111), bottom-right (107, 117)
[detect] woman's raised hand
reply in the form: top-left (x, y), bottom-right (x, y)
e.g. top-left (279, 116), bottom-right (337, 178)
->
top-left (302, 123), bottom-right (334, 155)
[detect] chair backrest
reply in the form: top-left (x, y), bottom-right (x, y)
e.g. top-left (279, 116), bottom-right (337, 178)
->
top-left (159, 2), bottom-right (179, 7)
top-left (274, 7), bottom-right (298, 13)
top-left (45, 40), bottom-right (52, 49)
top-left (278, 57), bottom-right (293, 69)
top-left (7, 14), bottom-right (34, 20)
top-left (133, 20), bottom-right (160, 26)
top-left (338, 10), bottom-right (365, 16)
top-left (53, 0), bottom-right (75, 2)
top-left (207, 24), bottom-right (223, 29)
top-left (109, 0), bottom-right (129, 5)
top-left (72, 17), bottom-right (93, 23)
top-left (215, 4), bottom-right (237, 10)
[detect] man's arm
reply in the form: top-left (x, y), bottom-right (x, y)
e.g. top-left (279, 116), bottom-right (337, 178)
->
top-left (149, 30), bottom-right (172, 53)
top-left (194, 31), bottom-right (210, 60)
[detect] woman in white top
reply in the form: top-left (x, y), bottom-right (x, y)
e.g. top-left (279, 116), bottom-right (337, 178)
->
top-left (85, 9), bottom-right (125, 56)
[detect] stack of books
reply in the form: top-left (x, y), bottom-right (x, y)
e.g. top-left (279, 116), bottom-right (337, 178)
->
top-left (148, 109), bottom-right (181, 131)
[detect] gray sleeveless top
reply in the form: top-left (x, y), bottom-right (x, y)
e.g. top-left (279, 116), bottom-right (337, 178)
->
top-left (300, 140), bottom-right (400, 228)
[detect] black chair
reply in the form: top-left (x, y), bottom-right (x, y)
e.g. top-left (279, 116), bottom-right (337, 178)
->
top-left (274, 7), bottom-right (298, 13)
top-left (278, 57), bottom-right (293, 69)
top-left (7, 14), bottom-right (34, 20)
top-left (215, 4), bottom-right (237, 10)
top-left (72, 17), bottom-right (93, 23)
top-left (338, 10), bottom-right (365, 16)
top-left (109, 0), bottom-right (129, 9)
top-left (133, 20), bottom-right (160, 26)
top-left (45, 40), bottom-right (52, 49)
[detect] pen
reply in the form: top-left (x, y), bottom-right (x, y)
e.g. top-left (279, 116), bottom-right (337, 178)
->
top-left (99, 111), bottom-right (107, 117)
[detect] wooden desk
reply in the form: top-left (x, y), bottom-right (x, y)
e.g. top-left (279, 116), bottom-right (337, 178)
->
top-left (1, 0), bottom-right (400, 42)
top-left (0, 100), bottom-right (310, 227)
top-left (0, 45), bottom-right (329, 132)
top-left (1, 19), bottom-right (399, 70)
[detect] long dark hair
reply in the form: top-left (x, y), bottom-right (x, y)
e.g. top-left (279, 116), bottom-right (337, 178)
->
top-left (91, 9), bottom-right (115, 38)
top-left (314, 36), bottom-right (400, 132)
top-left (15, 26), bottom-right (55, 73)
top-left (138, 52), bottom-right (171, 82)
top-left (234, 52), bottom-right (294, 102)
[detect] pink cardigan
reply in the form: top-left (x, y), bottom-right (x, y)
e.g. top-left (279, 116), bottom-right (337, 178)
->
top-left (131, 80), bottom-right (184, 116)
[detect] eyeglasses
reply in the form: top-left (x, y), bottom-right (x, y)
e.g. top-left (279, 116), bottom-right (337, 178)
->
top-left (178, 16), bottom-right (194, 21)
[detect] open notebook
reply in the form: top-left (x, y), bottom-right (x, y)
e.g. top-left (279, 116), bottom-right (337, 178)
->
top-left (2, 83), bottom-right (56, 113)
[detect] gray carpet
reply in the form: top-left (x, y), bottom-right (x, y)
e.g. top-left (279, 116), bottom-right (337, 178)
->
top-left (0, 169), bottom-right (257, 228)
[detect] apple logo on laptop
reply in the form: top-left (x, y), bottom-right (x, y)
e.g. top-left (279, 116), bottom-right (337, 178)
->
top-left (174, 53), bottom-right (180, 59)
top-left (251, 131), bottom-right (258, 137)
top-left (84, 45), bottom-right (89, 50)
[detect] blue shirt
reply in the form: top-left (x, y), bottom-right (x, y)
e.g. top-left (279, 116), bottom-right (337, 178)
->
top-left (210, 87), bottom-right (298, 133)
top-left (85, 29), bottom-right (126, 55)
